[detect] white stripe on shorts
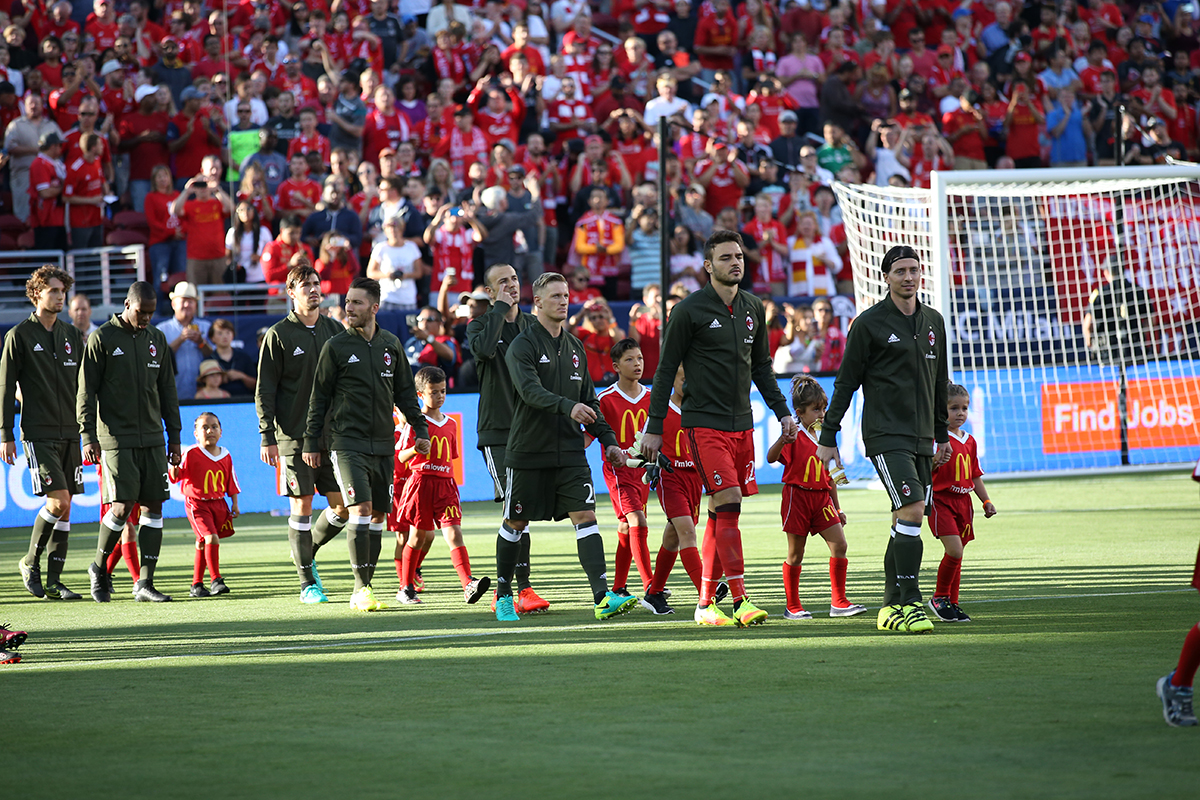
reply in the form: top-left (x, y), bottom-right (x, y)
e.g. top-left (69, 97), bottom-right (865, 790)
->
top-left (872, 454), bottom-right (901, 508)
top-left (23, 442), bottom-right (41, 495)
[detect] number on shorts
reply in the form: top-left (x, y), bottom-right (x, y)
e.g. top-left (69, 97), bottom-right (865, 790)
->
top-left (584, 481), bottom-right (595, 504)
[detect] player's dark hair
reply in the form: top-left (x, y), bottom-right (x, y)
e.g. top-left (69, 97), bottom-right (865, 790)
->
top-left (195, 411), bottom-right (221, 426)
top-left (349, 276), bottom-right (381, 305)
top-left (609, 337), bottom-right (640, 363)
top-left (126, 280), bottom-right (156, 304)
top-left (209, 318), bottom-right (236, 337)
top-left (790, 374), bottom-right (827, 414)
top-left (948, 382), bottom-right (970, 401)
top-left (26, 264), bottom-right (74, 303)
top-left (415, 365), bottom-right (446, 392)
top-left (483, 263), bottom-right (513, 288)
top-left (280, 214), bottom-right (301, 230)
top-left (881, 245), bottom-right (920, 274)
top-left (532, 272), bottom-right (567, 295)
top-left (286, 263), bottom-right (319, 291)
top-left (703, 229), bottom-right (744, 265)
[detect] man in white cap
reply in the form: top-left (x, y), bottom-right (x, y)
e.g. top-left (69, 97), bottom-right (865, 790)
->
top-left (117, 84), bottom-right (170, 212)
top-left (157, 282), bottom-right (213, 400)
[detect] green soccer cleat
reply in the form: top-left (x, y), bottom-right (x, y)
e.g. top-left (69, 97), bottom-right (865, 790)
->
top-left (694, 601), bottom-right (736, 627)
top-left (877, 604), bottom-right (909, 632)
top-left (350, 586), bottom-right (384, 611)
top-left (594, 591), bottom-right (639, 620)
top-left (300, 585), bottom-right (328, 604)
top-left (901, 603), bottom-right (934, 633)
top-left (733, 598), bottom-right (768, 627)
top-left (495, 594), bottom-right (520, 622)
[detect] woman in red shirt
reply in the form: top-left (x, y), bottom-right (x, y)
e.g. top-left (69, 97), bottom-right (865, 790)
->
top-left (144, 164), bottom-right (186, 287)
top-left (315, 232), bottom-right (360, 296)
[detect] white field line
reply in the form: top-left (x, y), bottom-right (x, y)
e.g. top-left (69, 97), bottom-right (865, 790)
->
top-left (4, 588), bottom-right (1196, 672)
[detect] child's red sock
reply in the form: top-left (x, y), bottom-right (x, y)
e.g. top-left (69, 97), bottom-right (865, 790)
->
top-left (401, 544), bottom-right (418, 588)
top-left (204, 540), bottom-right (220, 580)
top-left (699, 513), bottom-right (722, 606)
top-left (394, 558), bottom-right (404, 583)
top-left (647, 546), bottom-right (677, 594)
top-left (678, 545), bottom-right (702, 592)
top-left (106, 545), bottom-right (122, 576)
top-left (629, 525), bottom-right (652, 592)
top-left (449, 545), bottom-right (472, 588)
top-left (192, 547), bottom-right (206, 585)
top-left (935, 554), bottom-right (960, 598)
top-left (714, 509), bottom-right (745, 601)
top-left (950, 556), bottom-right (964, 603)
top-left (829, 556), bottom-right (849, 607)
top-left (783, 562), bottom-right (802, 613)
top-left (121, 541), bottom-right (140, 581)
top-left (1172, 623), bottom-right (1200, 687)
top-left (613, 530), bottom-right (632, 590)
top-left (415, 545), bottom-right (430, 572)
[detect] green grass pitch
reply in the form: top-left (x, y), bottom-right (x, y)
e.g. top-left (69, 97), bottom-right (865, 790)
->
top-left (2, 473), bottom-right (1198, 799)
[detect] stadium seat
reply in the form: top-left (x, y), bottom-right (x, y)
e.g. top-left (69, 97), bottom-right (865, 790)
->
top-left (0, 233), bottom-right (16, 250)
top-left (111, 210), bottom-right (149, 231)
top-left (17, 230), bottom-right (34, 249)
top-left (0, 213), bottom-right (26, 233)
top-left (106, 229), bottom-right (148, 246)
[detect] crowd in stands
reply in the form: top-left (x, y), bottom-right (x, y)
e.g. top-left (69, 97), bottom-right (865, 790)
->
top-left (1, 0), bottom-right (1192, 384)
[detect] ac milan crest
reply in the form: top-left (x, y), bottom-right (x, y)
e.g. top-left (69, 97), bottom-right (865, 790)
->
top-left (572, 353), bottom-right (580, 368)
top-left (148, 343), bottom-right (157, 358)
top-left (902, 484), bottom-right (911, 497)
top-left (514, 502), bottom-right (523, 515)
top-left (928, 330), bottom-right (936, 348)
top-left (745, 314), bottom-right (754, 330)
top-left (64, 342), bottom-right (72, 355)
top-left (384, 351), bottom-right (392, 367)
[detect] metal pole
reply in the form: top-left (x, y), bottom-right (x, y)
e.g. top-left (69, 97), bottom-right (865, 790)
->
top-left (1115, 105), bottom-right (1126, 167)
top-left (658, 115), bottom-right (670, 324)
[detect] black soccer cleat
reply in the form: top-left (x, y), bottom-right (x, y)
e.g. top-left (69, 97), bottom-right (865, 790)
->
top-left (190, 583), bottom-right (212, 598)
top-left (639, 591), bottom-right (675, 616)
top-left (133, 581), bottom-right (172, 603)
top-left (464, 576), bottom-right (491, 605)
top-left (928, 596), bottom-right (957, 622)
top-left (18, 557), bottom-right (44, 599)
top-left (210, 578), bottom-right (229, 596)
top-left (712, 582), bottom-right (729, 605)
top-left (950, 602), bottom-right (971, 622)
top-left (88, 562), bottom-right (111, 603)
top-left (612, 587), bottom-right (633, 598)
top-left (44, 581), bottom-right (81, 601)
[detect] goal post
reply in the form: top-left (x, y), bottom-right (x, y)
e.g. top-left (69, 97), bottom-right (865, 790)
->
top-left (834, 165), bottom-right (1200, 476)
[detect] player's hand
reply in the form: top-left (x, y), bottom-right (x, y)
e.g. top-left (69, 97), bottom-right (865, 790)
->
top-left (0, 441), bottom-right (14, 465)
top-left (604, 444), bottom-right (627, 467)
top-left (260, 444), bottom-right (279, 466)
top-left (168, 442), bottom-right (182, 466)
top-left (934, 441), bottom-right (952, 467)
top-left (302, 450), bottom-right (322, 468)
top-left (570, 403), bottom-right (597, 424)
top-left (838, 510), bottom-right (847, 525)
top-left (415, 437), bottom-right (431, 455)
top-left (816, 443), bottom-right (842, 471)
top-left (780, 415), bottom-right (799, 442)
top-left (230, 505), bottom-right (240, 519)
top-left (83, 443), bottom-right (101, 465)
top-left (638, 431), bottom-right (662, 462)
top-left (982, 501), bottom-right (997, 518)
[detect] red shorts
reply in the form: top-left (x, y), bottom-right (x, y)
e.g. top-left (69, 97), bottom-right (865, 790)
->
top-left (603, 463), bottom-right (648, 521)
top-left (387, 476), bottom-right (410, 533)
top-left (397, 475), bottom-right (461, 531)
top-left (686, 427), bottom-right (758, 497)
top-left (656, 466), bottom-right (703, 523)
top-left (929, 491), bottom-right (975, 542)
top-left (1191, 538), bottom-right (1199, 592)
top-left (185, 497), bottom-right (234, 542)
top-left (102, 501), bottom-right (141, 526)
top-left (781, 484), bottom-right (840, 536)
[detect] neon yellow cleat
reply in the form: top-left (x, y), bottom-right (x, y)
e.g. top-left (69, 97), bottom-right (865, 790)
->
top-left (901, 603), bottom-right (933, 633)
top-left (732, 598), bottom-right (768, 627)
top-left (694, 602), bottom-right (736, 627)
top-left (877, 604), bottom-right (909, 632)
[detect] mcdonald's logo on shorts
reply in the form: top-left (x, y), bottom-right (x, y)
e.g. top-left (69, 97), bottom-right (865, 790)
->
top-left (445, 506), bottom-right (461, 520)
top-left (821, 504), bottom-right (837, 521)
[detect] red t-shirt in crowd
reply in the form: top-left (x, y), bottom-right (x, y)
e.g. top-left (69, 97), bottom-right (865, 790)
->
top-left (180, 197), bottom-right (226, 259)
top-left (143, 190), bottom-right (182, 246)
top-left (64, 155), bottom-right (104, 228)
top-left (118, 111), bottom-right (171, 181)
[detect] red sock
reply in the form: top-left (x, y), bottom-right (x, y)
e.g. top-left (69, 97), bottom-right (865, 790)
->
top-left (950, 557), bottom-right (963, 603)
top-left (449, 545), bottom-right (472, 588)
top-left (935, 554), bottom-right (960, 598)
top-left (699, 514), bottom-right (722, 605)
top-left (1172, 623), bottom-right (1200, 687)
top-left (204, 540), bottom-right (220, 580)
top-left (106, 545), bottom-right (122, 576)
top-left (648, 547), bottom-right (677, 594)
top-left (401, 545), bottom-right (418, 588)
top-left (192, 547), bottom-right (206, 585)
top-left (829, 557), bottom-right (849, 607)
top-left (714, 510), bottom-right (745, 601)
top-left (122, 541), bottom-right (140, 581)
top-left (783, 562), bottom-right (803, 613)
top-left (629, 526), bottom-right (652, 592)
top-left (415, 546), bottom-right (430, 572)
top-left (678, 546), bottom-right (703, 592)
top-left (613, 530), bottom-right (632, 590)
top-left (394, 558), bottom-right (404, 583)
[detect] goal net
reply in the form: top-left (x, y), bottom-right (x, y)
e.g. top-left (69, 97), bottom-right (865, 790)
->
top-left (833, 165), bottom-right (1200, 475)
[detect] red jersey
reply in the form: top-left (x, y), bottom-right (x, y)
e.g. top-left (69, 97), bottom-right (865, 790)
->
top-left (1006, 96), bottom-right (1044, 160)
top-left (431, 125), bottom-right (489, 187)
top-left (1078, 65), bottom-right (1109, 96)
top-left (942, 107), bottom-right (986, 162)
top-left (362, 108), bottom-right (411, 168)
top-left (430, 227), bottom-right (476, 293)
top-left (117, 111), bottom-right (170, 181)
top-left (400, 414), bottom-right (458, 479)
top-left (577, 327), bottom-right (616, 383)
top-left (695, 11), bottom-right (737, 70)
top-left (64, 155), bottom-right (104, 229)
top-left (659, 401), bottom-right (695, 471)
top-left (931, 430), bottom-right (982, 495)
top-left (746, 92), bottom-right (795, 140)
top-left (287, 132), bottom-right (332, 166)
top-left (48, 87), bottom-right (93, 130)
top-left (693, 157), bottom-right (748, 217)
top-left (261, 238), bottom-right (314, 283)
top-left (414, 113), bottom-right (450, 157)
top-left (743, 218), bottom-right (788, 288)
top-left (500, 44), bottom-right (545, 75)
top-left (779, 427), bottom-right (831, 490)
top-left (560, 31), bottom-right (602, 58)
top-left (170, 111), bottom-right (221, 180)
top-left (172, 445), bottom-right (241, 501)
top-left (29, 154), bottom-right (66, 228)
top-left (548, 96), bottom-right (595, 144)
top-left (278, 74), bottom-right (319, 108)
top-left (468, 87), bottom-right (526, 148)
top-left (574, 210), bottom-right (624, 278)
top-left (87, 20), bottom-right (120, 51)
top-left (274, 177), bottom-right (321, 218)
top-left (181, 198), bottom-right (226, 260)
top-left (633, 313), bottom-right (660, 378)
top-left (144, 190), bottom-right (181, 246)
top-left (598, 383), bottom-right (650, 451)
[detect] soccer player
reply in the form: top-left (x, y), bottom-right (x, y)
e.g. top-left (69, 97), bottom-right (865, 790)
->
top-left (595, 339), bottom-right (653, 598)
top-left (816, 245), bottom-right (950, 634)
top-left (640, 230), bottom-right (797, 628)
top-left (1, 266), bottom-right (85, 600)
top-left (642, 365), bottom-right (707, 616)
top-left (496, 272), bottom-right (637, 623)
top-left (304, 276), bottom-right (429, 612)
top-left (256, 265), bottom-right (350, 604)
top-left (79, 281), bottom-right (182, 603)
top-left (1158, 465), bottom-right (1200, 725)
top-left (927, 384), bottom-right (996, 623)
top-left (766, 375), bottom-right (865, 621)
top-left (466, 263), bottom-right (551, 614)
top-left (170, 412), bottom-right (240, 598)
top-left (394, 366), bottom-right (490, 606)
